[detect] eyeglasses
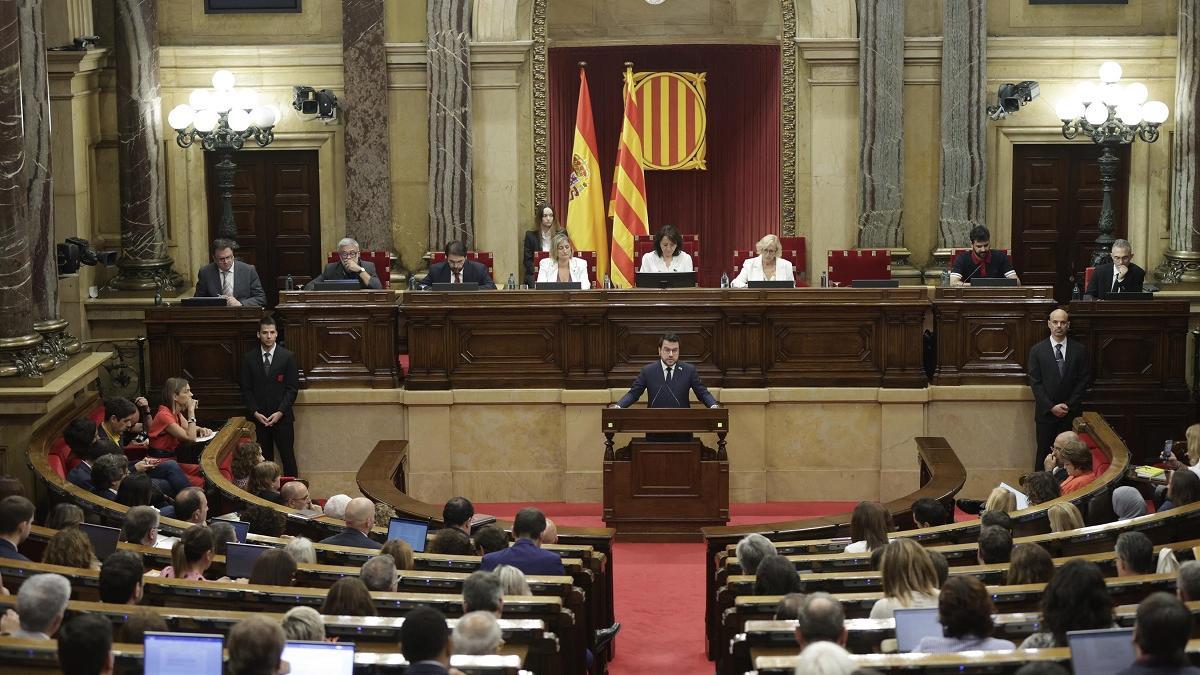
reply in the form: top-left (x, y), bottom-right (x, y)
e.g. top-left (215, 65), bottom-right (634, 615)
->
top-left (338, 250), bottom-right (360, 259)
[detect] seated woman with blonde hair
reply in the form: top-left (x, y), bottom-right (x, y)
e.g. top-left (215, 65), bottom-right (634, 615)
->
top-left (535, 233), bottom-right (589, 289)
top-left (730, 234), bottom-right (795, 288)
top-left (982, 487), bottom-right (1017, 514)
top-left (870, 538), bottom-right (941, 619)
top-left (1047, 502), bottom-right (1085, 532)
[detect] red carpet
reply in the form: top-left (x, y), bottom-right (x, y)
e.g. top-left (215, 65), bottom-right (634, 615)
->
top-left (476, 501), bottom-right (856, 674)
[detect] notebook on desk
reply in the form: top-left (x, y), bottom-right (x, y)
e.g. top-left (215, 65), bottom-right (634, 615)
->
top-left (144, 632), bottom-right (224, 675)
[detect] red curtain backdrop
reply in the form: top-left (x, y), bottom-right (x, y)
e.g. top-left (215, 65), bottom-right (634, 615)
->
top-left (549, 45), bottom-right (782, 287)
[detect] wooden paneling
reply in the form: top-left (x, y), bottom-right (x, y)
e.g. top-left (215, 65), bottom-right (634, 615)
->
top-left (276, 290), bottom-right (398, 389)
top-left (932, 287), bottom-right (1058, 385)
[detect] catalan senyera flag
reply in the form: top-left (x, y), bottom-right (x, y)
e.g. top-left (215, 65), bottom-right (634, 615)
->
top-left (608, 66), bottom-right (650, 288)
top-left (565, 66), bottom-right (608, 281)
top-left (635, 71), bottom-right (707, 171)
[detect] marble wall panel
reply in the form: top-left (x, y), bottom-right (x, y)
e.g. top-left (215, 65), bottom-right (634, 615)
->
top-left (0, 0), bottom-right (33, 343)
top-left (343, 0), bottom-right (393, 251)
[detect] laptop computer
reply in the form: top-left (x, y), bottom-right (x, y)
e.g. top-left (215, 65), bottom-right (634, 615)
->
top-left (228, 519), bottom-right (249, 543)
top-left (635, 271), bottom-right (696, 289)
top-left (431, 282), bottom-right (480, 291)
top-left (387, 517), bottom-right (430, 553)
top-left (534, 281), bottom-right (583, 290)
top-left (1067, 627), bottom-right (1136, 675)
top-left (79, 522), bottom-right (121, 560)
top-left (143, 632), bottom-right (224, 675)
top-left (180, 297), bottom-right (227, 307)
top-left (971, 277), bottom-right (1019, 287)
top-left (747, 280), bottom-right (795, 289)
top-left (311, 279), bottom-right (361, 291)
top-left (893, 607), bottom-right (943, 652)
top-left (851, 279), bottom-right (900, 288)
top-left (224, 541), bottom-right (272, 579)
top-left (281, 641), bottom-right (355, 675)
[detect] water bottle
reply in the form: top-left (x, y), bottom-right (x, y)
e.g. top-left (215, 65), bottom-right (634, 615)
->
top-left (940, 269), bottom-right (950, 287)
top-left (819, 271), bottom-right (828, 288)
top-left (506, 273), bottom-right (516, 290)
top-left (285, 273), bottom-right (294, 291)
top-left (603, 275), bottom-right (613, 289)
top-left (153, 286), bottom-right (162, 306)
top-left (720, 272), bottom-right (730, 288)
top-left (407, 273), bottom-right (416, 291)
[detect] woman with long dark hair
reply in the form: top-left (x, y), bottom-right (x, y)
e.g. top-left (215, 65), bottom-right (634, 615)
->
top-left (1019, 559), bottom-right (1113, 648)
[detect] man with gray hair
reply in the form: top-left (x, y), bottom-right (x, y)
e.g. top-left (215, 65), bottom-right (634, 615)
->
top-left (12, 573), bottom-right (71, 639)
top-left (736, 533), bottom-right (776, 575)
top-left (1178, 560), bottom-right (1200, 602)
top-left (1085, 238), bottom-right (1145, 300)
top-left (795, 591), bottom-right (847, 649)
top-left (305, 237), bottom-right (382, 290)
top-left (1116, 531), bottom-right (1156, 577)
top-left (462, 570), bottom-right (503, 616)
top-left (120, 505), bottom-right (160, 547)
top-left (451, 611), bottom-right (503, 655)
top-left (360, 554), bottom-right (398, 592)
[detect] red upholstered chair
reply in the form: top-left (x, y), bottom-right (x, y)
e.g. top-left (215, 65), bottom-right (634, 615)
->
top-left (429, 251), bottom-right (496, 281)
top-left (1084, 266), bottom-right (1095, 292)
top-left (325, 250), bottom-right (393, 288)
top-left (826, 249), bottom-right (891, 286)
top-left (532, 251), bottom-right (599, 287)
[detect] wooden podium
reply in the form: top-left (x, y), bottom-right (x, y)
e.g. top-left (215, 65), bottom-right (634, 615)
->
top-left (601, 408), bottom-right (730, 541)
top-left (276, 290), bottom-right (399, 388)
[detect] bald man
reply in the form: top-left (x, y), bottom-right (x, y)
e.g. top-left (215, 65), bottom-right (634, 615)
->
top-left (540, 517), bottom-right (558, 546)
top-left (1043, 430), bottom-right (1078, 482)
top-left (1028, 308), bottom-right (1090, 471)
top-left (319, 497), bottom-right (382, 550)
top-left (280, 481), bottom-right (315, 513)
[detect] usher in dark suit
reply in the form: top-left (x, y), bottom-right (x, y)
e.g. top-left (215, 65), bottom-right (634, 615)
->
top-left (422, 260), bottom-right (497, 289)
top-left (1085, 262), bottom-right (1146, 299)
top-left (193, 260), bottom-right (266, 306)
top-left (240, 345), bottom-right (301, 476)
top-left (1028, 337), bottom-right (1090, 471)
top-left (616, 360), bottom-right (717, 409)
top-left (304, 260), bottom-right (382, 290)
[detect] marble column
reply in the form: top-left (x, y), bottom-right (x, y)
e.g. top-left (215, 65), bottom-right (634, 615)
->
top-left (427, 0), bottom-right (475, 249)
top-left (1159, 0), bottom-right (1200, 284)
top-left (856, 0), bottom-right (905, 250)
top-left (342, 0), bottom-right (393, 254)
top-left (928, 0), bottom-right (987, 282)
top-left (110, 0), bottom-right (180, 292)
top-left (0, 0), bottom-right (51, 378)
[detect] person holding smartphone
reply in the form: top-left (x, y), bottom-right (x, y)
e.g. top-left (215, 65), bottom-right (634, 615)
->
top-left (98, 396), bottom-right (193, 497)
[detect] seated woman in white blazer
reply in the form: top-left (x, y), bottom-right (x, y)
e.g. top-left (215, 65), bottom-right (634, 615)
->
top-left (639, 224), bottom-right (693, 273)
top-left (536, 232), bottom-right (590, 289)
top-left (731, 233), bottom-right (795, 288)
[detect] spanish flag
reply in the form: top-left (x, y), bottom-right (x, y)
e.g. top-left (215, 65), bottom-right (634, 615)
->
top-left (565, 66), bottom-right (608, 281)
top-left (608, 65), bottom-right (650, 288)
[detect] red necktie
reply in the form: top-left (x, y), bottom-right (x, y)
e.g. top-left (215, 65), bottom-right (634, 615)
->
top-left (454, 271), bottom-right (461, 284)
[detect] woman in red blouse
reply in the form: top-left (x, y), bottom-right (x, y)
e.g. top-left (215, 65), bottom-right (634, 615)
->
top-left (1058, 440), bottom-right (1097, 495)
top-left (149, 377), bottom-right (213, 464)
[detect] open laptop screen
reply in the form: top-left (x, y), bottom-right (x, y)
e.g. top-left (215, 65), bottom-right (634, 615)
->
top-left (893, 607), bottom-right (943, 652)
top-left (224, 542), bottom-right (272, 579)
top-left (387, 517), bottom-right (430, 553)
top-left (1067, 627), bottom-right (1136, 675)
top-left (79, 522), bottom-right (121, 560)
top-left (281, 641), bottom-right (355, 675)
top-left (143, 632), bottom-right (224, 675)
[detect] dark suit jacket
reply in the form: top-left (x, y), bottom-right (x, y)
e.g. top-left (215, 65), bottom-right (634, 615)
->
top-left (616, 360), bottom-right (717, 409)
top-left (194, 260), bottom-right (266, 306)
top-left (0, 539), bottom-right (29, 561)
top-left (304, 260), bottom-right (382, 290)
top-left (480, 538), bottom-right (565, 576)
top-left (66, 462), bottom-right (93, 491)
top-left (522, 229), bottom-right (566, 286)
top-left (423, 260), bottom-right (497, 289)
top-left (239, 346), bottom-right (300, 421)
top-left (404, 663), bottom-right (450, 675)
top-left (1028, 338), bottom-right (1090, 422)
top-left (319, 528), bottom-right (382, 550)
top-left (1085, 262), bottom-right (1146, 299)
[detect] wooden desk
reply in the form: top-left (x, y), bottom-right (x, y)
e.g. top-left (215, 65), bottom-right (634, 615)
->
top-left (402, 287), bottom-right (928, 390)
top-left (931, 286), bottom-right (1057, 384)
top-left (145, 305), bottom-right (265, 423)
top-left (276, 290), bottom-right (398, 388)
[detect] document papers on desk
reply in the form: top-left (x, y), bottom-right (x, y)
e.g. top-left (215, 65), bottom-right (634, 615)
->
top-left (998, 482), bottom-right (1030, 511)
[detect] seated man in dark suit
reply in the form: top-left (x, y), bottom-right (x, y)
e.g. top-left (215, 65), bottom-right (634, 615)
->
top-left (193, 238), bottom-right (266, 306)
top-left (421, 240), bottom-right (497, 289)
top-left (304, 237), bottom-right (382, 290)
top-left (479, 507), bottom-right (564, 575)
top-left (612, 333), bottom-right (718, 409)
top-left (398, 606), bottom-right (454, 675)
top-left (1085, 238), bottom-right (1146, 299)
top-left (319, 497), bottom-right (382, 550)
top-left (63, 419), bottom-right (102, 491)
top-left (0, 495), bottom-right (34, 561)
top-left (90, 454), bottom-right (128, 501)
top-left (950, 225), bottom-right (1020, 286)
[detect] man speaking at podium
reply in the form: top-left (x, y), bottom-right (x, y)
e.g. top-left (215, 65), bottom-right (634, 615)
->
top-left (611, 334), bottom-right (718, 409)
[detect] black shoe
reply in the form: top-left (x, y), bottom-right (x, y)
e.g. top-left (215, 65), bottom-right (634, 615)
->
top-left (955, 498), bottom-right (984, 516)
top-left (594, 622), bottom-right (621, 652)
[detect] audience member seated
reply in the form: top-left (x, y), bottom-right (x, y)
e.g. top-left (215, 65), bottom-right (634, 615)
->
top-left (1162, 423), bottom-right (1200, 477)
top-left (248, 461), bottom-right (284, 504)
top-left (1160, 470), bottom-right (1200, 511)
top-left (116, 611), bottom-right (167, 644)
top-left (228, 616), bottom-right (287, 675)
top-left (480, 507), bottom-right (564, 575)
top-left (736, 533), bottom-right (777, 575)
top-left (541, 517), bottom-right (558, 545)
top-left (321, 577), bottom-right (377, 617)
top-left (911, 497), bottom-right (948, 528)
top-left (980, 509), bottom-right (1013, 534)
top-left (426, 527), bottom-right (470, 556)
top-left (1019, 559), bottom-right (1114, 648)
top-left (148, 377), bottom-right (214, 465)
top-left (12, 573), bottom-right (70, 639)
top-left (463, 569), bottom-right (504, 615)
top-left (57, 613), bottom-right (113, 675)
top-left (209, 520), bottom-right (237, 554)
top-left (753, 554), bottom-right (803, 596)
top-left (443, 497), bottom-right (475, 533)
top-left (44, 503), bottom-right (84, 530)
top-left (928, 550), bottom-right (950, 587)
top-left (915, 576), bottom-right (1015, 653)
top-left (1114, 486), bottom-right (1150, 520)
top-left (163, 525), bottom-right (216, 580)
top-left (64, 423), bottom-right (106, 490)
top-left (1047, 502), bottom-right (1085, 532)
top-left (1059, 439), bottom-right (1097, 494)
top-left (494, 565), bottom-right (531, 597)
top-left (774, 592), bottom-right (807, 621)
top-left (0, 495), bottom-right (34, 560)
top-left (794, 641), bottom-right (859, 675)
top-left (242, 504), bottom-right (287, 537)
top-left (869, 546), bottom-right (886, 571)
top-left (99, 550), bottom-right (144, 604)
top-left (1116, 531), bottom-right (1156, 577)
top-left (230, 441), bottom-right (263, 491)
top-left (98, 397), bottom-right (193, 498)
top-left (285, 536), bottom-right (317, 565)
top-left (983, 487), bottom-right (1017, 514)
top-left (281, 606), bottom-right (326, 642)
top-left (249, 549), bottom-right (298, 586)
top-left (398, 606), bottom-right (454, 675)
top-left (1178, 561), bottom-right (1200, 602)
top-left (1119, 592), bottom-right (1200, 675)
top-left (1024, 471), bottom-right (1063, 505)
top-left (280, 480), bottom-right (314, 512)
top-left (844, 501), bottom-right (890, 553)
top-left (114, 472), bottom-right (160, 512)
top-left (977, 525), bottom-right (1013, 565)
top-left (871, 539), bottom-right (940, 619)
top-left (42, 526), bottom-right (98, 569)
top-left (380, 538), bottom-right (414, 570)
top-left (472, 525), bottom-right (508, 555)
top-left (360, 554), bottom-right (398, 592)
top-left (323, 493), bottom-right (351, 519)
top-left (119, 506), bottom-right (160, 547)
top-left (452, 610), bottom-right (503, 656)
top-left (319, 498), bottom-right (381, 550)
top-left (174, 486), bottom-right (209, 525)
top-left (1008, 543), bottom-right (1055, 585)
top-left (90, 453), bottom-right (128, 500)
top-left (796, 592), bottom-right (846, 650)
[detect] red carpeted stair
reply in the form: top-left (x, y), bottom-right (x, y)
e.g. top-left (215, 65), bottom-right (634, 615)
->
top-left (476, 501), bottom-right (856, 674)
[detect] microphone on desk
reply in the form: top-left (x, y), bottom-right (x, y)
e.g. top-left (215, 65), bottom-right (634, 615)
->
top-left (963, 263), bottom-right (984, 283)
